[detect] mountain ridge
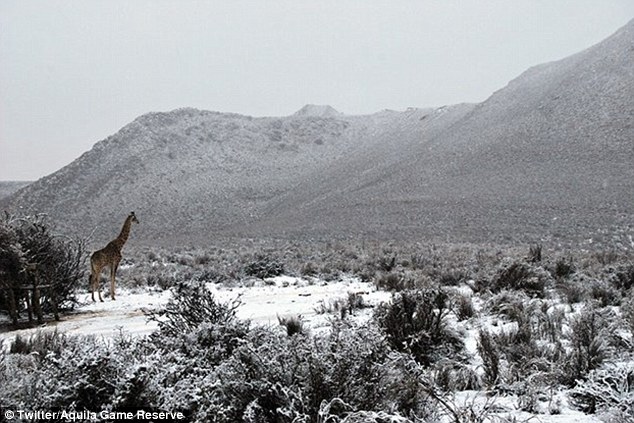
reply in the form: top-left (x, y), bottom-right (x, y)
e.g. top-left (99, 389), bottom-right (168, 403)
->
top-left (2, 20), bottom-right (633, 247)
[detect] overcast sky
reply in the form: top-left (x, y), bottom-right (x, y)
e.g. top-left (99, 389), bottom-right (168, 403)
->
top-left (1, 1), bottom-right (633, 181)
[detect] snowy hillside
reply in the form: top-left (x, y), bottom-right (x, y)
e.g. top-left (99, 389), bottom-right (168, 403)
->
top-left (0, 181), bottom-right (30, 200)
top-left (2, 20), bottom-right (634, 247)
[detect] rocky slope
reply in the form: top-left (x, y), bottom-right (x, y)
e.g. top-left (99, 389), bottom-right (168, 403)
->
top-left (0, 182), bottom-right (31, 200)
top-left (2, 105), bottom-right (465, 245)
top-left (251, 19), bottom-right (634, 244)
top-left (3, 19), bottom-right (633, 246)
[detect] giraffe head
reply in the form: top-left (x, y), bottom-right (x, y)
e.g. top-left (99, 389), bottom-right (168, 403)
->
top-left (129, 211), bottom-right (140, 224)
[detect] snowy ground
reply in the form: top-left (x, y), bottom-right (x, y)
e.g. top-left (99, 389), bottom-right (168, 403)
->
top-left (0, 276), bottom-right (610, 422)
top-left (0, 275), bottom-right (390, 344)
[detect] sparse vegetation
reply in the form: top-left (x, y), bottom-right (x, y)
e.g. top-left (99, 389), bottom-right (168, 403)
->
top-left (1, 239), bottom-right (633, 422)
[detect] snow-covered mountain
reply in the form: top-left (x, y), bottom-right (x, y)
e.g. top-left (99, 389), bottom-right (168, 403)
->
top-left (293, 104), bottom-right (342, 118)
top-left (0, 181), bottom-right (30, 200)
top-left (3, 19), bottom-right (633, 246)
top-left (1, 105), bottom-right (458, 244)
top-left (251, 19), bottom-right (634, 243)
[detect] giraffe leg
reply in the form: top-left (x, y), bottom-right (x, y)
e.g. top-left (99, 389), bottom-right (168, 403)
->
top-left (91, 263), bottom-right (98, 302)
top-left (90, 272), bottom-right (96, 302)
top-left (91, 262), bottom-right (104, 302)
top-left (98, 272), bottom-right (104, 302)
top-left (90, 259), bottom-right (96, 302)
top-left (110, 261), bottom-right (120, 301)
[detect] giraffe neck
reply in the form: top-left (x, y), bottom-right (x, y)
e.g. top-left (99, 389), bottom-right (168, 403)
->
top-left (112, 215), bottom-right (133, 251)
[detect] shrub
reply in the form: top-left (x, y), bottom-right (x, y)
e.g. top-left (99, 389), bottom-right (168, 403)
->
top-left (0, 213), bottom-right (86, 325)
top-left (278, 314), bottom-right (305, 336)
top-left (477, 329), bottom-right (500, 387)
top-left (557, 277), bottom-right (587, 304)
top-left (485, 289), bottom-right (530, 319)
top-left (0, 333), bottom-right (142, 413)
top-left (490, 260), bottom-right (547, 298)
top-left (146, 280), bottom-right (244, 337)
top-left (588, 280), bottom-right (621, 307)
top-left (452, 292), bottom-right (475, 321)
top-left (620, 295), bottom-right (634, 335)
top-left (560, 307), bottom-right (618, 386)
top-left (569, 363), bottom-right (634, 416)
top-left (196, 322), bottom-right (435, 422)
top-left (244, 254), bottom-right (284, 279)
top-left (608, 264), bottom-right (634, 293)
top-left (552, 256), bottom-right (575, 279)
top-left (375, 289), bottom-right (464, 366)
top-left (9, 329), bottom-right (67, 358)
top-left (300, 261), bottom-right (318, 276)
top-left (528, 244), bottom-right (542, 263)
top-left (377, 254), bottom-right (397, 272)
top-left (374, 272), bottom-right (407, 291)
top-left (434, 360), bottom-right (482, 392)
top-left (438, 270), bottom-right (467, 286)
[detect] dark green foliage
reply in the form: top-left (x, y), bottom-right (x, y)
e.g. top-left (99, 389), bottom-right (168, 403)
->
top-left (477, 329), bottom-right (500, 387)
top-left (375, 289), bottom-right (464, 366)
top-left (588, 280), bottom-right (621, 307)
top-left (278, 314), bottom-right (304, 336)
top-left (490, 260), bottom-right (546, 298)
top-left (553, 256), bottom-right (575, 279)
top-left (560, 307), bottom-right (617, 387)
top-left (452, 293), bottom-right (475, 321)
top-left (9, 329), bottom-right (67, 358)
top-left (528, 244), bottom-right (542, 263)
top-left (244, 254), bottom-right (284, 279)
top-left (377, 254), bottom-right (397, 272)
top-left (609, 264), bottom-right (634, 293)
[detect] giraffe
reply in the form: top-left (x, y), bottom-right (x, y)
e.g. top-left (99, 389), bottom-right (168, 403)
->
top-left (90, 211), bottom-right (139, 302)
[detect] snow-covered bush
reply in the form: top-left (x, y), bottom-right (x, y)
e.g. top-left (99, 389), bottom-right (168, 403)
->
top-left (489, 259), bottom-right (550, 298)
top-left (607, 264), bottom-right (634, 293)
top-left (278, 314), bottom-right (305, 336)
top-left (588, 280), bottom-right (621, 307)
top-left (8, 329), bottom-right (68, 357)
top-left (375, 289), bottom-right (464, 366)
top-left (556, 275), bottom-right (588, 304)
top-left (569, 362), bottom-right (634, 416)
top-left (0, 213), bottom-right (85, 324)
top-left (434, 359), bottom-right (482, 392)
top-left (244, 254), bottom-right (285, 279)
top-left (0, 333), bottom-right (138, 412)
top-left (552, 256), bottom-right (576, 279)
top-left (477, 329), bottom-right (500, 387)
top-left (527, 244), bottom-right (542, 263)
top-left (194, 321), bottom-right (437, 423)
top-left (560, 306), bottom-right (623, 386)
top-left (374, 272), bottom-right (413, 291)
top-left (620, 295), bottom-right (634, 336)
top-left (452, 292), bottom-right (475, 321)
top-left (146, 280), bottom-right (245, 337)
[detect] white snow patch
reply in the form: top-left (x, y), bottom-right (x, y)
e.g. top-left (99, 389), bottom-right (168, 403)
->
top-left (0, 276), bottom-right (390, 345)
